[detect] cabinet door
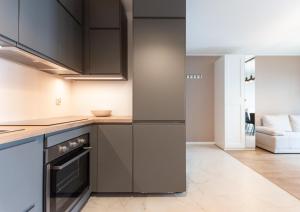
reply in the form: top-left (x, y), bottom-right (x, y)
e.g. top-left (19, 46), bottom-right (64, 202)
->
top-left (90, 29), bottom-right (121, 74)
top-left (59, 0), bottom-right (83, 24)
top-left (19, 0), bottom-right (60, 61)
top-left (133, 123), bottom-right (186, 193)
top-left (133, 0), bottom-right (186, 18)
top-left (0, 138), bottom-right (43, 212)
top-left (59, 7), bottom-right (83, 72)
top-left (133, 19), bottom-right (185, 121)
top-left (89, 0), bottom-right (120, 28)
top-left (98, 125), bottom-right (132, 192)
top-left (0, 0), bottom-right (18, 42)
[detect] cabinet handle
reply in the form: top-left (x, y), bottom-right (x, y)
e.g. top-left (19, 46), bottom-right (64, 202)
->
top-left (24, 204), bottom-right (35, 212)
top-left (52, 149), bottom-right (90, 170)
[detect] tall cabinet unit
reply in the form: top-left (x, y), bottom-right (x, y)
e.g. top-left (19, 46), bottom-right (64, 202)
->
top-left (214, 55), bottom-right (246, 150)
top-left (133, 0), bottom-right (186, 193)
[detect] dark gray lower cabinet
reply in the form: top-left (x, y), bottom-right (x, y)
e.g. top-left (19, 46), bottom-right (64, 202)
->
top-left (97, 124), bottom-right (133, 192)
top-left (133, 123), bottom-right (186, 193)
top-left (0, 0), bottom-right (18, 42)
top-left (0, 137), bottom-right (43, 212)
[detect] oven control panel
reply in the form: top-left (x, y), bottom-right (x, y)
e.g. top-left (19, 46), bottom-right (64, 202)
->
top-left (46, 134), bottom-right (89, 163)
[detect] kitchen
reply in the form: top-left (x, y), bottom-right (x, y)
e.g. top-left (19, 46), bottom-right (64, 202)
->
top-left (2, 0), bottom-right (300, 212)
top-left (0, 0), bottom-right (186, 211)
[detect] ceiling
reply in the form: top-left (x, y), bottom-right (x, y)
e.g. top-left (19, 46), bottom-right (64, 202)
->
top-left (187, 0), bottom-right (300, 55)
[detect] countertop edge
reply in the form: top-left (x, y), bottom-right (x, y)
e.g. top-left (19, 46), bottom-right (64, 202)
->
top-left (0, 117), bottom-right (132, 148)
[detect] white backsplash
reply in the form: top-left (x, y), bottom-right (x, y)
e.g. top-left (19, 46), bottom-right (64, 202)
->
top-left (0, 58), bottom-right (73, 122)
top-left (0, 57), bottom-right (132, 122)
top-left (71, 79), bottom-right (132, 117)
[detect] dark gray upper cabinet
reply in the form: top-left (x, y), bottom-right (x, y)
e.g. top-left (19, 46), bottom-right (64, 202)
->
top-left (90, 30), bottom-right (121, 75)
top-left (133, 0), bottom-right (186, 18)
top-left (133, 123), bottom-right (186, 193)
top-left (84, 0), bottom-right (128, 78)
top-left (59, 0), bottom-right (83, 24)
top-left (19, 0), bottom-right (60, 61)
top-left (98, 125), bottom-right (132, 192)
top-left (59, 6), bottom-right (83, 72)
top-left (89, 0), bottom-right (120, 28)
top-left (133, 19), bottom-right (185, 121)
top-left (0, 0), bottom-right (18, 42)
top-left (19, 0), bottom-right (82, 73)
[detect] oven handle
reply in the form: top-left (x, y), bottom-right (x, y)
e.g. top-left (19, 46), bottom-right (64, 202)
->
top-left (52, 148), bottom-right (91, 171)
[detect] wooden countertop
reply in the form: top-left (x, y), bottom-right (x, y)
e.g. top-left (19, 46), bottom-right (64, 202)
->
top-left (0, 116), bottom-right (132, 148)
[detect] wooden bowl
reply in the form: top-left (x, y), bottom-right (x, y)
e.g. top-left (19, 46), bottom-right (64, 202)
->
top-left (91, 110), bottom-right (112, 117)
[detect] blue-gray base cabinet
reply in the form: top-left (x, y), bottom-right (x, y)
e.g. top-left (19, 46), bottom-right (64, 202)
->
top-left (133, 123), bottom-right (186, 193)
top-left (0, 136), bottom-right (44, 212)
top-left (97, 124), bottom-right (133, 192)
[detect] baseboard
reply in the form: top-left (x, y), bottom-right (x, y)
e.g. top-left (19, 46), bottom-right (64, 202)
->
top-left (224, 148), bottom-right (255, 151)
top-left (186, 141), bottom-right (215, 145)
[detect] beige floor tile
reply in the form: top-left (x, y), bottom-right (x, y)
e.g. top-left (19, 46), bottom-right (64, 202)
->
top-left (82, 144), bottom-right (300, 212)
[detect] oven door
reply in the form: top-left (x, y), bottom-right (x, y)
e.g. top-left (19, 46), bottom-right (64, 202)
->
top-left (46, 148), bottom-right (90, 212)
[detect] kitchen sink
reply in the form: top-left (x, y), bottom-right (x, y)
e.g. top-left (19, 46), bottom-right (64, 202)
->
top-left (0, 129), bottom-right (24, 134)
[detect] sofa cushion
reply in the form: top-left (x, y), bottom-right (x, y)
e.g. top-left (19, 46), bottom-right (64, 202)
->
top-left (289, 115), bottom-right (300, 132)
top-left (262, 115), bottom-right (292, 132)
top-left (256, 126), bottom-right (285, 136)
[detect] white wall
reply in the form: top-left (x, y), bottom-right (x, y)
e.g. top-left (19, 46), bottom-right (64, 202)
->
top-left (71, 80), bottom-right (132, 116)
top-left (0, 55), bottom-right (132, 122)
top-left (256, 56), bottom-right (300, 117)
top-left (0, 58), bottom-right (73, 122)
top-left (0, 56), bottom-right (132, 121)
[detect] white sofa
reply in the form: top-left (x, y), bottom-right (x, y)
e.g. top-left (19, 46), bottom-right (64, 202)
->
top-left (256, 115), bottom-right (300, 153)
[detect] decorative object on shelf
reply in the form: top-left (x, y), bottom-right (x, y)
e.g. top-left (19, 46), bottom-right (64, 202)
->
top-left (186, 74), bottom-right (203, 80)
top-left (91, 110), bottom-right (112, 117)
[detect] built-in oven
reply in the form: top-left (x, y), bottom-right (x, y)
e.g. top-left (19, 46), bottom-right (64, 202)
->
top-left (45, 134), bottom-right (91, 212)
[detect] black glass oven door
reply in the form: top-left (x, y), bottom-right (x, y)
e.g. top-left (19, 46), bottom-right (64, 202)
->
top-left (49, 149), bottom-right (89, 212)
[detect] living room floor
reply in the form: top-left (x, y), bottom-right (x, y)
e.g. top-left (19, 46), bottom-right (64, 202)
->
top-left (83, 144), bottom-right (300, 212)
top-left (227, 148), bottom-right (300, 200)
